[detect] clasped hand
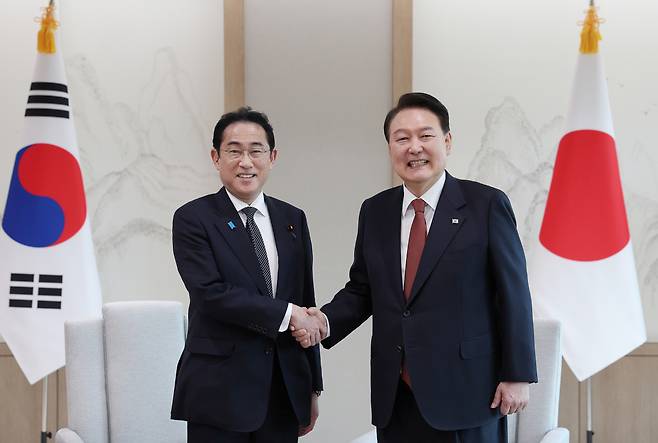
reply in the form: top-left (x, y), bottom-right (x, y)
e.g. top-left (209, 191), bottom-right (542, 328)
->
top-left (289, 306), bottom-right (327, 348)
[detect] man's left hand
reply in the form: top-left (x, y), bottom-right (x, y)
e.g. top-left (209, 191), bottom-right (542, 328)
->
top-left (298, 393), bottom-right (320, 436)
top-left (490, 381), bottom-right (529, 415)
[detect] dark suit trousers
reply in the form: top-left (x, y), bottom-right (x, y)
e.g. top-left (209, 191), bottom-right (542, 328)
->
top-left (187, 354), bottom-right (299, 443)
top-left (377, 379), bottom-right (507, 443)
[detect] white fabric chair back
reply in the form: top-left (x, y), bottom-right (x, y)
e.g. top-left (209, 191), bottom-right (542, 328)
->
top-left (65, 318), bottom-right (109, 443)
top-left (64, 301), bottom-right (186, 443)
top-left (509, 319), bottom-right (562, 443)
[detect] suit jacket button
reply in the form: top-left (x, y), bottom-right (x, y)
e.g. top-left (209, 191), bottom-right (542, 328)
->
top-left (402, 310), bottom-right (410, 318)
top-left (265, 347), bottom-right (272, 355)
top-left (396, 345), bottom-right (402, 352)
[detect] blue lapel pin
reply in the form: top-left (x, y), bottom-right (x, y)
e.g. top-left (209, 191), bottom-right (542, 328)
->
top-left (228, 221), bottom-right (236, 230)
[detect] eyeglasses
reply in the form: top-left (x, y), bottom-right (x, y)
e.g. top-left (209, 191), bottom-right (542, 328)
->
top-left (221, 148), bottom-right (271, 161)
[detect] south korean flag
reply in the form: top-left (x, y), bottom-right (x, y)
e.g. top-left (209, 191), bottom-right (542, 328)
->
top-left (0, 3), bottom-right (102, 385)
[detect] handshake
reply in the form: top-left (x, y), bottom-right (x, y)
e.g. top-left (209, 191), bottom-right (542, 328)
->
top-left (289, 305), bottom-right (328, 348)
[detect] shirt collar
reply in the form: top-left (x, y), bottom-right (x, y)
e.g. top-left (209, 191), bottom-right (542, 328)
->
top-left (401, 171), bottom-right (446, 216)
top-left (225, 189), bottom-right (268, 217)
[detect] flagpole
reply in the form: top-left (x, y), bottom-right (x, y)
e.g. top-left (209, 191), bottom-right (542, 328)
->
top-left (41, 6), bottom-right (55, 437)
top-left (40, 376), bottom-right (51, 443)
top-left (41, 3), bottom-right (55, 440)
top-left (585, 2), bottom-right (596, 441)
top-left (586, 378), bottom-right (594, 443)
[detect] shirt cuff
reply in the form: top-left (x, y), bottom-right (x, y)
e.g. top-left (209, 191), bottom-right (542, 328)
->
top-left (278, 303), bottom-right (293, 332)
top-left (321, 311), bottom-right (330, 339)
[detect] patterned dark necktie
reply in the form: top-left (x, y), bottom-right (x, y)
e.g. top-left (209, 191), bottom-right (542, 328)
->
top-left (402, 198), bottom-right (427, 386)
top-left (241, 207), bottom-right (273, 298)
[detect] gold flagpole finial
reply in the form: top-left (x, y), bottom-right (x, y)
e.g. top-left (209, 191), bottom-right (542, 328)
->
top-left (579, 1), bottom-right (603, 54)
top-left (36, 0), bottom-right (58, 54)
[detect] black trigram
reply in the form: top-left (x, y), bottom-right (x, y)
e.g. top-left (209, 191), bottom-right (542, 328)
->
top-left (25, 82), bottom-right (70, 119)
top-left (8, 273), bottom-right (63, 309)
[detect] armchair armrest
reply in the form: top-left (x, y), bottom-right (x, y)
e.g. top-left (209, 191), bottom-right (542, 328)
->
top-left (539, 428), bottom-right (569, 443)
top-left (55, 428), bottom-right (84, 443)
top-left (350, 429), bottom-right (377, 443)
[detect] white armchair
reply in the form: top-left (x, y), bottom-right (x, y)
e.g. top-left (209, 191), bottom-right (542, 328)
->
top-left (351, 319), bottom-right (569, 443)
top-left (55, 301), bottom-right (186, 443)
top-left (508, 319), bottom-right (569, 443)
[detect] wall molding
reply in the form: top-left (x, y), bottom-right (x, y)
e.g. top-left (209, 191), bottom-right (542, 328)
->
top-left (391, 0), bottom-right (412, 186)
top-left (224, 0), bottom-right (245, 111)
top-left (392, 0), bottom-right (412, 101)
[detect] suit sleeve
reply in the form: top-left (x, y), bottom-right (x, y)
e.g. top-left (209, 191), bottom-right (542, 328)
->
top-left (300, 211), bottom-right (323, 391)
top-left (488, 190), bottom-right (538, 382)
top-left (172, 206), bottom-right (288, 339)
top-left (321, 200), bottom-right (373, 348)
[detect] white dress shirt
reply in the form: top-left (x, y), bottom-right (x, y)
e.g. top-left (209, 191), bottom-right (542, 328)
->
top-left (400, 172), bottom-right (446, 282)
top-left (226, 190), bottom-right (292, 332)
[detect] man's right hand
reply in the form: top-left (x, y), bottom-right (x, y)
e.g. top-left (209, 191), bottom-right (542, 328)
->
top-left (290, 306), bottom-right (327, 348)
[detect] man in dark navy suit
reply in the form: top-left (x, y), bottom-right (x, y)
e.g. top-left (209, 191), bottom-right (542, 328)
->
top-left (171, 107), bottom-right (323, 442)
top-left (294, 93), bottom-right (537, 442)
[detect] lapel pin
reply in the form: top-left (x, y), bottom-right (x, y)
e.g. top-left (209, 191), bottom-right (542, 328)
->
top-left (452, 218), bottom-right (459, 224)
top-left (227, 221), bottom-right (236, 230)
top-left (288, 224), bottom-right (297, 239)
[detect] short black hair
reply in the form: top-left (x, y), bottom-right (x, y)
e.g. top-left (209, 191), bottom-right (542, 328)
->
top-left (212, 106), bottom-right (275, 150)
top-left (383, 92), bottom-right (450, 142)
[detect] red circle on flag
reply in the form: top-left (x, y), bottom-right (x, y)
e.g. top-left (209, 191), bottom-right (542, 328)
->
top-left (18, 143), bottom-right (87, 245)
top-left (539, 130), bottom-right (629, 261)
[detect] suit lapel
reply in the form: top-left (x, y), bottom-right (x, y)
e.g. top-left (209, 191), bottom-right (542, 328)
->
top-left (265, 196), bottom-right (295, 302)
top-left (407, 173), bottom-right (467, 306)
top-left (380, 187), bottom-right (406, 308)
top-left (212, 188), bottom-right (270, 297)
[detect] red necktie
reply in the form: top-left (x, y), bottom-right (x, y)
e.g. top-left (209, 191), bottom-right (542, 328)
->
top-left (402, 198), bottom-right (426, 386)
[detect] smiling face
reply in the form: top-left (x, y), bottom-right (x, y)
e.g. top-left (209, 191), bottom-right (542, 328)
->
top-left (211, 121), bottom-right (277, 204)
top-left (388, 107), bottom-right (452, 197)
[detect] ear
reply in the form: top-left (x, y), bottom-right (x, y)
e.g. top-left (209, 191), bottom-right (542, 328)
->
top-left (211, 148), bottom-right (220, 171)
top-left (269, 149), bottom-right (278, 168)
top-left (444, 132), bottom-right (453, 156)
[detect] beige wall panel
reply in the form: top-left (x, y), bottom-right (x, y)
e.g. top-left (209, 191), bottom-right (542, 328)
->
top-left (555, 344), bottom-right (658, 443)
top-left (0, 344), bottom-right (58, 443)
top-left (558, 362), bottom-right (581, 442)
top-left (591, 351), bottom-right (658, 443)
top-left (244, 1), bottom-right (392, 441)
